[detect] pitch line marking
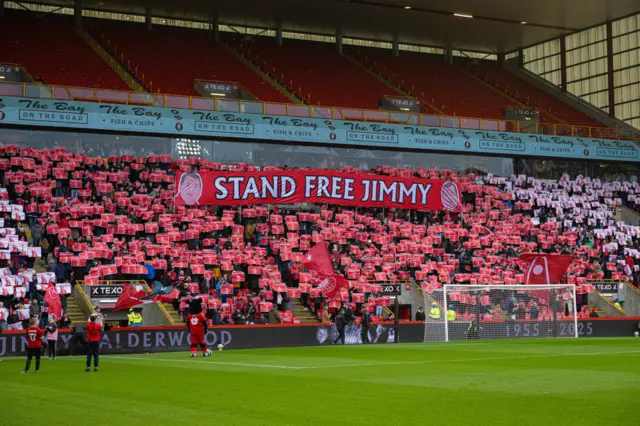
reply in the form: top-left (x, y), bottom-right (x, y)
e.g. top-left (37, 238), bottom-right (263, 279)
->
top-left (68, 356), bottom-right (308, 370)
top-left (54, 349), bottom-right (640, 370)
top-left (303, 349), bottom-right (640, 369)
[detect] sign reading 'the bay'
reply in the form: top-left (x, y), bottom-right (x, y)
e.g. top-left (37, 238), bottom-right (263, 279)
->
top-left (0, 96), bottom-right (637, 163)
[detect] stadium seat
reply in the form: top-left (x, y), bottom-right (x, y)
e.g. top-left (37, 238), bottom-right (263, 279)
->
top-left (457, 58), bottom-right (607, 130)
top-left (229, 38), bottom-right (397, 109)
top-left (0, 10), bottom-right (129, 91)
top-left (86, 20), bottom-right (291, 102)
top-left (352, 48), bottom-right (515, 117)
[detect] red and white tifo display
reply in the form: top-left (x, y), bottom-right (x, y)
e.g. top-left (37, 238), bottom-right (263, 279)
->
top-left (1, 144), bottom-right (639, 326)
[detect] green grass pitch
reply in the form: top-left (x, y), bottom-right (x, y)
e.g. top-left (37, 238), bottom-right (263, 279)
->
top-left (1, 338), bottom-right (639, 426)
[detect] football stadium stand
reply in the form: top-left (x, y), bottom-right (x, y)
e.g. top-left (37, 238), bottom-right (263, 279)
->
top-left (86, 19), bottom-right (291, 102)
top-left (351, 48), bottom-right (608, 133)
top-left (0, 11), bottom-right (628, 139)
top-left (0, 10), bottom-right (129, 91)
top-left (457, 58), bottom-right (604, 128)
top-left (351, 48), bottom-right (509, 117)
top-left (229, 38), bottom-right (397, 108)
top-left (0, 145), bottom-right (636, 330)
top-left (0, 5), bottom-right (639, 332)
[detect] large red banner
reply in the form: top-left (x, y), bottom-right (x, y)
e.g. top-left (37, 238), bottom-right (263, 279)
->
top-left (174, 169), bottom-right (460, 211)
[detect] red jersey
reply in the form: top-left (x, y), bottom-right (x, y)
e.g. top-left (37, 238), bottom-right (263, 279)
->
top-left (86, 322), bottom-right (102, 342)
top-left (187, 313), bottom-right (207, 336)
top-left (26, 326), bottom-right (45, 349)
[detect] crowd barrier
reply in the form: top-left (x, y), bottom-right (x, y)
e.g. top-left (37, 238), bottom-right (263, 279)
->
top-left (1, 318), bottom-right (639, 357)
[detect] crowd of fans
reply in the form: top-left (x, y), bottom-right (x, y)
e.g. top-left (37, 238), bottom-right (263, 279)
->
top-left (0, 144), bottom-right (638, 329)
top-left (0, 188), bottom-right (72, 332)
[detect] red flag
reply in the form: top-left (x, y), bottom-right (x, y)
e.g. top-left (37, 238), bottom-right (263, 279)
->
top-left (113, 284), bottom-right (150, 312)
top-left (519, 254), bottom-right (574, 284)
top-left (302, 242), bottom-right (335, 277)
top-left (44, 283), bottom-right (62, 321)
top-left (317, 274), bottom-right (349, 299)
top-left (303, 242), bottom-right (352, 299)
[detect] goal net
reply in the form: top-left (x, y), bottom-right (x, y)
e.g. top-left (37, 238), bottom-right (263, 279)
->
top-left (422, 285), bottom-right (578, 342)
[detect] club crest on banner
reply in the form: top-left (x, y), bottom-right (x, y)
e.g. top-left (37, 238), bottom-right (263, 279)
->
top-left (525, 256), bottom-right (550, 284)
top-left (441, 181), bottom-right (460, 211)
top-left (318, 275), bottom-right (337, 294)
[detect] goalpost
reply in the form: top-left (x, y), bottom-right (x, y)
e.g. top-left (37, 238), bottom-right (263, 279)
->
top-left (422, 284), bottom-right (578, 342)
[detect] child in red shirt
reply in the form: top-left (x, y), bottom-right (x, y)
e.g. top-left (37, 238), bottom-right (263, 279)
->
top-left (22, 318), bottom-right (44, 374)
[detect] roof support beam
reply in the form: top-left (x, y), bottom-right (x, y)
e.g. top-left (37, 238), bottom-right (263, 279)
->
top-left (145, 6), bottom-right (152, 31)
top-left (209, 12), bottom-right (219, 42)
top-left (606, 20), bottom-right (615, 118)
top-left (445, 44), bottom-right (453, 64)
top-left (276, 16), bottom-right (283, 45)
top-left (560, 36), bottom-right (567, 92)
top-left (74, 0), bottom-right (82, 28)
top-left (392, 33), bottom-right (399, 56)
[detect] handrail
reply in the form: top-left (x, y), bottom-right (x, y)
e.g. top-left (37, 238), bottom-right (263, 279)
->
top-left (619, 204), bottom-right (640, 218)
top-left (156, 302), bottom-right (175, 325)
top-left (140, 281), bottom-right (175, 325)
top-left (620, 279), bottom-right (640, 295)
top-left (592, 287), bottom-right (626, 314)
top-left (410, 279), bottom-right (444, 312)
top-left (0, 79), bottom-right (636, 141)
top-left (76, 280), bottom-right (147, 286)
top-left (193, 78), bottom-right (240, 85)
top-left (75, 284), bottom-right (94, 312)
top-left (586, 278), bottom-right (640, 296)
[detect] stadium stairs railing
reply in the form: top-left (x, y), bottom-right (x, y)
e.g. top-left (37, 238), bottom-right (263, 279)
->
top-left (617, 280), bottom-right (640, 317)
top-left (73, 283), bottom-right (94, 316)
top-left (585, 282), bottom-right (627, 317)
top-left (0, 80), bottom-right (637, 142)
top-left (76, 280), bottom-right (148, 286)
top-left (410, 279), bottom-right (445, 314)
top-left (140, 281), bottom-right (175, 325)
top-left (615, 205), bottom-right (640, 226)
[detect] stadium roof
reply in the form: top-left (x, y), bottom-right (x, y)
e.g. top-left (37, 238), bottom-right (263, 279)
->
top-left (30, 0), bottom-right (640, 52)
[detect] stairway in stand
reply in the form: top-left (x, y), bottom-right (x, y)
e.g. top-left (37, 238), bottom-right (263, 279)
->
top-left (65, 294), bottom-right (88, 325)
top-left (162, 303), bottom-right (184, 324)
top-left (291, 299), bottom-right (319, 324)
top-left (76, 26), bottom-right (148, 93)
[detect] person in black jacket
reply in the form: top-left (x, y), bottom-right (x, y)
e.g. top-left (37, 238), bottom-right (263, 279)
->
top-left (244, 300), bottom-right (257, 324)
top-left (232, 308), bottom-right (246, 325)
top-left (361, 309), bottom-right (371, 344)
top-left (68, 323), bottom-right (87, 355)
top-left (59, 314), bottom-right (71, 329)
top-left (415, 307), bottom-right (426, 321)
top-left (343, 304), bottom-right (355, 325)
top-left (333, 309), bottom-right (346, 345)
